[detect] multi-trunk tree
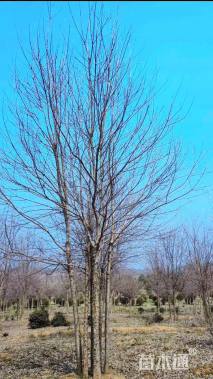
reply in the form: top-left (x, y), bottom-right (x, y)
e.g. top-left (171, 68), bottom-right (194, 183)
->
top-left (0, 5), bottom-right (197, 378)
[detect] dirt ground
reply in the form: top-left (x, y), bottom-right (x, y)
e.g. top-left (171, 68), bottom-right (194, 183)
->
top-left (0, 306), bottom-right (213, 379)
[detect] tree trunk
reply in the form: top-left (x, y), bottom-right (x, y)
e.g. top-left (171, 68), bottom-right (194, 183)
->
top-left (82, 258), bottom-right (89, 378)
top-left (64, 209), bottom-right (82, 374)
top-left (168, 298), bottom-right (172, 320)
top-left (90, 247), bottom-right (101, 379)
top-left (67, 260), bottom-right (82, 374)
top-left (172, 293), bottom-right (176, 321)
top-left (157, 292), bottom-right (160, 314)
top-left (99, 269), bottom-right (104, 373)
top-left (201, 294), bottom-right (213, 336)
top-left (103, 246), bottom-right (112, 374)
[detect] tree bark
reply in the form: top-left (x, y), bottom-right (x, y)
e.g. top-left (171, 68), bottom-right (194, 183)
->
top-left (90, 247), bottom-right (101, 379)
top-left (172, 292), bottom-right (176, 321)
top-left (103, 246), bottom-right (112, 374)
top-left (201, 294), bottom-right (213, 336)
top-left (82, 257), bottom-right (89, 378)
top-left (66, 248), bottom-right (82, 374)
top-left (99, 269), bottom-right (104, 373)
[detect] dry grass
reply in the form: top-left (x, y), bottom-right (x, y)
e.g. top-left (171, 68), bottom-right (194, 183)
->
top-left (21, 372), bottom-right (125, 379)
top-left (0, 352), bottom-right (12, 363)
top-left (0, 306), bottom-right (211, 379)
top-left (191, 363), bottom-right (213, 377)
top-left (21, 370), bottom-right (78, 379)
top-left (22, 370), bottom-right (55, 379)
top-left (58, 372), bottom-right (125, 379)
top-left (102, 374), bottom-right (125, 379)
top-left (28, 327), bottom-right (74, 340)
top-left (112, 324), bottom-right (206, 336)
top-left (139, 374), bottom-right (155, 379)
top-left (112, 325), bottom-right (178, 335)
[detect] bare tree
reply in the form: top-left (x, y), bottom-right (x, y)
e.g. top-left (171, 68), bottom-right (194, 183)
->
top-left (66, 7), bottom-right (197, 376)
top-left (0, 5), bottom-right (198, 378)
top-left (0, 253), bottom-right (11, 313)
top-left (111, 271), bottom-right (140, 305)
top-left (186, 229), bottom-right (213, 335)
top-left (148, 230), bottom-right (186, 320)
top-left (0, 217), bottom-right (18, 313)
top-left (146, 253), bottom-right (165, 313)
top-left (0, 30), bottom-right (83, 373)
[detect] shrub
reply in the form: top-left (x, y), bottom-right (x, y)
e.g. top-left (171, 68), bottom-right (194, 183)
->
top-left (149, 295), bottom-right (158, 306)
top-left (41, 298), bottom-right (49, 308)
top-left (138, 307), bottom-right (145, 314)
top-left (176, 293), bottom-right (184, 301)
top-left (29, 308), bottom-right (50, 329)
top-left (51, 312), bottom-right (69, 327)
top-left (146, 313), bottom-right (164, 324)
top-left (175, 306), bottom-right (179, 315)
top-left (151, 313), bottom-right (164, 323)
top-left (56, 297), bottom-right (65, 307)
top-left (146, 307), bottom-right (156, 313)
top-left (119, 296), bottom-right (129, 305)
top-left (159, 307), bottom-right (165, 313)
top-left (136, 294), bottom-right (147, 306)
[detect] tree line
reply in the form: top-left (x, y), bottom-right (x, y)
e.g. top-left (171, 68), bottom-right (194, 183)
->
top-left (1, 227), bottom-right (213, 333)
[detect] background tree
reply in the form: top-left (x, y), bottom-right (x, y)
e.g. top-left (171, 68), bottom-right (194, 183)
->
top-left (186, 229), bottom-right (213, 335)
top-left (111, 271), bottom-right (141, 305)
top-left (148, 230), bottom-right (186, 320)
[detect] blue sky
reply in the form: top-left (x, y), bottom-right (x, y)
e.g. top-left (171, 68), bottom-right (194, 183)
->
top-left (0, 1), bottom-right (212, 227)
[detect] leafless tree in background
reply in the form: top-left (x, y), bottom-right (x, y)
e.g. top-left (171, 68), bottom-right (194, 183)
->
top-left (186, 229), bottom-right (213, 336)
top-left (148, 230), bottom-right (186, 320)
top-left (146, 251), bottom-right (165, 313)
top-left (0, 217), bottom-right (19, 312)
top-left (0, 251), bottom-right (11, 313)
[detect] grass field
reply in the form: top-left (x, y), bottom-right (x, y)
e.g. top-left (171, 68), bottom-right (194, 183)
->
top-left (0, 304), bottom-right (213, 378)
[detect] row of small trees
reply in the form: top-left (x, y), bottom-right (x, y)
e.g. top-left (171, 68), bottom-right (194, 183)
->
top-left (1, 225), bottom-right (213, 339)
top-left (145, 229), bottom-right (213, 334)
